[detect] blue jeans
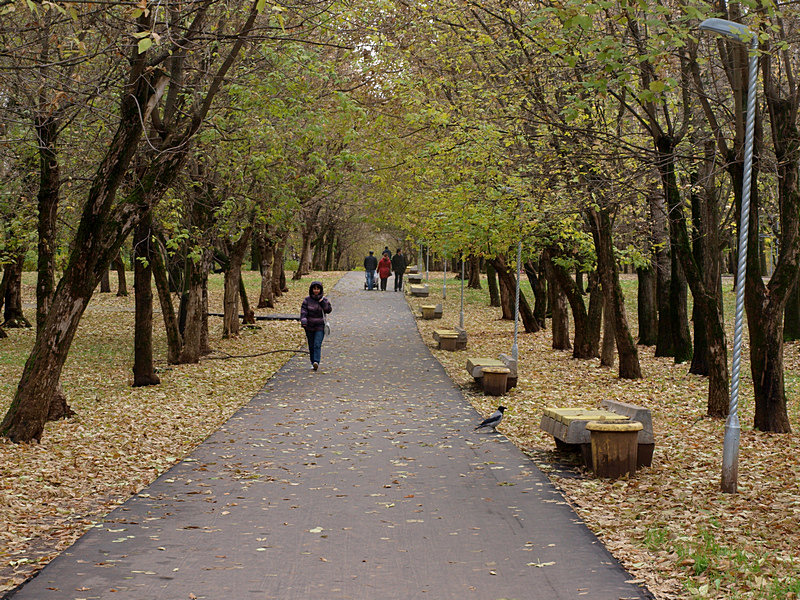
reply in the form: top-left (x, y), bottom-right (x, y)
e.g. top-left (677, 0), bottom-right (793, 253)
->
top-left (366, 270), bottom-right (376, 290)
top-left (305, 328), bottom-right (325, 364)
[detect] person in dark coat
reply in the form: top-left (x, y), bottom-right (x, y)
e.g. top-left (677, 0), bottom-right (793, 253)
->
top-left (391, 248), bottom-right (407, 292)
top-left (364, 251), bottom-right (378, 290)
top-left (300, 281), bottom-right (332, 370)
top-left (377, 253), bottom-right (392, 291)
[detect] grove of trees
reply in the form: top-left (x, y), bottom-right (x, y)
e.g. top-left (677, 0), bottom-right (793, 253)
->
top-left (1, 0), bottom-right (798, 442)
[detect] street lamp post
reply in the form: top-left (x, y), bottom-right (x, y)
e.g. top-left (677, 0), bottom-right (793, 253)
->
top-left (699, 17), bottom-right (758, 494)
top-left (459, 256), bottom-right (465, 329)
top-left (512, 240), bottom-right (522, 361)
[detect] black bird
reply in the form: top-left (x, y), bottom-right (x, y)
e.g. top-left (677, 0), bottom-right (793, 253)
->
top-left (474, 406), bottom-right (506, 432)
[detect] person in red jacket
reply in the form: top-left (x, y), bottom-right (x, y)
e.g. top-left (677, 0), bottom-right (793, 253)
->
top-left (377, 253), bottom-right (392, 291)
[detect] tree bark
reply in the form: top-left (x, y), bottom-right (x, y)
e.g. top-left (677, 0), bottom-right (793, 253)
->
top-left (100, 269), bottom-right (111, 293)
top-left (492, 255), bottom-right (538, 332)
top-left (524, 259), bottom-right (547, 329)
top-left (669, 252), bottom-right (692, 364)
top-left (0, 2), bottom-right (261, 443)
top-left (222, 227), bottom-right (252, 338)
top-left (589, 207), bottom-right (641, 379)
top-left (132, 214), bottom-right (161, 387)
top-left (545, 250), bottom-right (595, 358)
top-left (468, 255), bottom-right (481, 289)
top-left (151, 240), bottom-right (182, 364)
top-left (651, 190), bottom-right (674, 357)
top-left (601, 292), bottom-right (616, 367)
top-left (257, 227), bottom-right (276, 308)
top-left (636, 266), bottom-right (657, 346)
top-left (2, 254), bottom-right (30, 328)
top-left (113, 253), bottom-right (128, 296)
top-left (239, 275), bottom-right (255, 325)
top-left (785, 281), bottom-right (800, 341)
top-left (35, 114), bottom-right (59, 335)
top-left (486, 261), bottom-right (501, 307)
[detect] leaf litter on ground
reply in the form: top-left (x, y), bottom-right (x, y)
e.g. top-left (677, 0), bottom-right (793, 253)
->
top-left (408, 273), bottom-right (800, 600)
top-left (0, 271), bottom-right (345, 592)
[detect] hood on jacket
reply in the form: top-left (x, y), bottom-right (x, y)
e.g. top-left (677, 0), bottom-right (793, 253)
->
top-left (309, 281), bottom-right (324, 296)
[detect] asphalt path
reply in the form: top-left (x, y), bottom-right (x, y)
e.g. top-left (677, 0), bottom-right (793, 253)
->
top-left (9, 271), bottom-right (652, 600)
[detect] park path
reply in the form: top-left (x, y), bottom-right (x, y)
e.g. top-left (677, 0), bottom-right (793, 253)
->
top-left (9, 272), bottom-right (651, 600)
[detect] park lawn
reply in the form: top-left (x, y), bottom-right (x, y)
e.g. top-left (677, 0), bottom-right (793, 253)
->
top-left (410, 272), bottom-right (800, 600)
top-left (0, 270), bottom-right (346, 593)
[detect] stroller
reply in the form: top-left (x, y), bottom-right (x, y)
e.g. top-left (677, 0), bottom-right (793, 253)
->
top-left (364, 272), bottom-right (379, 291)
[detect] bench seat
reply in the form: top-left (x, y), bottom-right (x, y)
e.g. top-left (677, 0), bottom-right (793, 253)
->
top-left (409, 284), bottom-right (429, 297)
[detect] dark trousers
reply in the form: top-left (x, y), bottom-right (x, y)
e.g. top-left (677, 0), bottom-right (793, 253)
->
top-left (305, 328), bottom-right (324, 364)
top-left (380, 277), bottom-right (388, 291)
top-left (394, 272), bottom-right (404, 291)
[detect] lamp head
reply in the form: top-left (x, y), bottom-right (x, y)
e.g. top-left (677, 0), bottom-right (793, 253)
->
top-left (699, 18), bottom-right (755, 45)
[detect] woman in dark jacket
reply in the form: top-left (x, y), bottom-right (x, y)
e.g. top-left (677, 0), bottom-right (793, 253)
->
top-left (300, 281), bottom-right (332, 370)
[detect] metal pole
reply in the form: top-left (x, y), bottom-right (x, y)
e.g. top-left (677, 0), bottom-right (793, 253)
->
top-left (512, 240), bottom-right (522, 361)
top-left (720, 34), bottom-right (757, 494)
top-left (425, 245), bottom-right (429, 282)
top-left (459, 257), bottom-right (465, 329)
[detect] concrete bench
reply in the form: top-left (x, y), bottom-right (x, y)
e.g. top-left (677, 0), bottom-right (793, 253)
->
top-left (420, 304), bottom-right (443, 320)
top-left (466, 355), bottom-right (517, 390)
top-left (407, 273), bottom-right (424, 284)
top-left (409, 284), bottom-right (429, 297)
top-left (433, 327), bottom-right (467, 350)
top-left (541, 401), bottom-right (654, 468)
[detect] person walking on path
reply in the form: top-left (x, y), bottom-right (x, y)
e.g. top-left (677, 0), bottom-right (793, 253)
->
top-left (391, 248), bottom-right (406, 291)
top-left (300, 281), bottom-right (331, 370)
top-left (377, 252), bottom-right (392, 291)
top-left (364, 250), bottom-right (378, 290)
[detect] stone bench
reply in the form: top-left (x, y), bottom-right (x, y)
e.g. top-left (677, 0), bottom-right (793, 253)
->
top-left (466, 355), bottom-right (517, 390)
top-left (541, 401), bottom-right (654, 468)
top-left (420, 304), bottom-right (443, 320)
top-left (409, 284), bottom-right (429, 297)
top-left (407, 273), bottom-right (424, 284)
top-left (433, 327), bottom-right (466, 351)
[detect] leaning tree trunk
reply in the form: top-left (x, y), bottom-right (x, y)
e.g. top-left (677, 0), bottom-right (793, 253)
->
top-left (0, 1), bottom-right (261, 443)
top-left (524, 259), bottom-right (547, 330)
top-left (151, 240), bottom-right (182, 364)
top-left (132, 214), bottom-right (160, 387)
top-left (239, 276), bottom-right (255, 325)
top-left (2, 254), bottom-right (30, 328)
top-left (589, 207), bottom-right (641, 379)
top-left (636, 265), bottom-right (658, 346)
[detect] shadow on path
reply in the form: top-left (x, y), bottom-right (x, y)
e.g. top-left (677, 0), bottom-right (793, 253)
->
top-left (8, 272), bottom-right (652, 600)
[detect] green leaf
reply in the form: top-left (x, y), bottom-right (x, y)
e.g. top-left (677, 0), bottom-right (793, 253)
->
top-left (138, 37), bottom-right (152, 54)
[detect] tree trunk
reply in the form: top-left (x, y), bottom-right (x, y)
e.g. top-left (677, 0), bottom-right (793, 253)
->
top-left (113, 253), bottom-right (128, 296)
top-left (524, 259), bottom-right (547, 329)
top-left (545, 251), bottom-right (595, 358)
top-left (636, 265), bottom-right (657, 346)
top-left (223, 228), bottom-right (252, 338)
top-left (35, 114), bottom-right (59, 335)
top-left (293, 227), bottom-right (313, 280)
top-left (587, 272), bottom-right (603, 354)
top-left (0, 2), bottom-right (261, 443)
top-left (257, 230), bottom-right (276, 308)
top-left (548, 268), bottom-right (571, 351)
top-left (486, 261), bottom-right (500, 307)
top-left (669, 253), bottom-right (693, 364)
top-left (100, 269), bottom-right (111, 293)
top-left (468, 255), bottom-right (481, 289)
top-left (651, 190), bottom-right (674, 357)
top-left (239, 276), bottom-right (255, 325)
top-left (151, 240), bottom-right (182, 364)
top-left (589, 207), bottom-right (641, 379)
top-left (659, 135), bottom-right (728, 416)
top-left (132, 214), bottom-right (160, 387)
top-left (2, 254), bottom-right (30, 328)
top-left (785, 281), bottom-right (800, 341)
top-left (492, 255), bottom-right (538, 332)
top-left (273, 240), bottom-right (286, 298)
top-left (601, 292), bottom-right (616, 367)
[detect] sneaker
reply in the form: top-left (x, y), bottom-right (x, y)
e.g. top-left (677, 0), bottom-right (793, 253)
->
top-left (313, 362), bottom-right (319, 371)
